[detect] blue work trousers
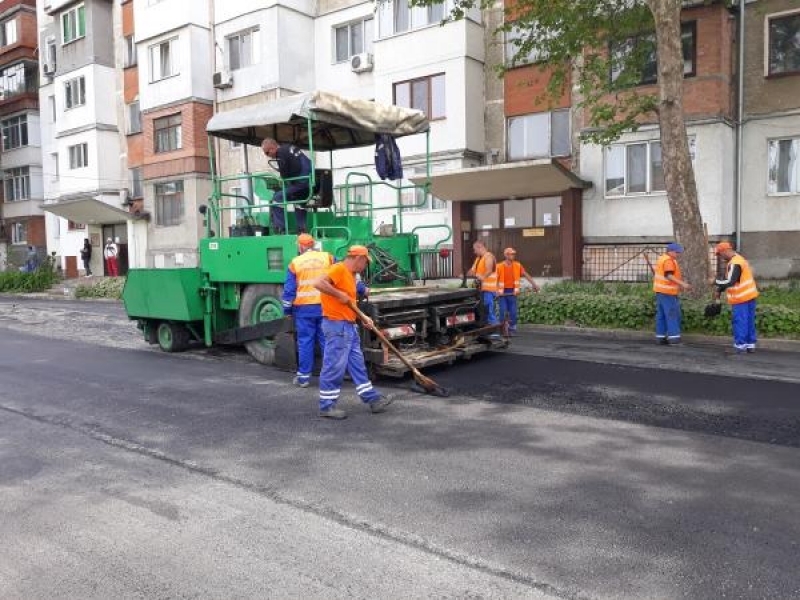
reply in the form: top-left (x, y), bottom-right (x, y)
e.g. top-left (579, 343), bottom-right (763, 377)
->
top-left (319, 319), bottom-right (381, 410)
top-left (655, 293), bottom-right (682, 342)
top-left (497, 289), bottom-right (518, 331)
top-left (482, 291), bottom-right (498, 325)
top-left (271, 186), bottom-right (308, 233)
top-left (294, 312), bottom-right (324, 385)
top-left (731, 299), bottom-right (757, 351)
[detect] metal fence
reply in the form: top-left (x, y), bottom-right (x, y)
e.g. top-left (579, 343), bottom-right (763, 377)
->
top-left (419, 248), bottom-right (454, 280)
top-left (582, 244), bottom-right (720, 282)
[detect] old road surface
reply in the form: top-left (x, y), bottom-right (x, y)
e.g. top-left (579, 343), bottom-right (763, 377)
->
top-left (1, 296), bottom-right (799, 600)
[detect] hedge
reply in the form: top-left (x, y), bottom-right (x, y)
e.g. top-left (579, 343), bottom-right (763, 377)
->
top-left (74, 277), bottom-right (126, 299)
top-left (0, 260), bottom-right (59, 293)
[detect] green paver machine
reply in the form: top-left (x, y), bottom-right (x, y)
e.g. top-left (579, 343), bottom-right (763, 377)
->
top-left (122, 91), bottom-right (505, 376)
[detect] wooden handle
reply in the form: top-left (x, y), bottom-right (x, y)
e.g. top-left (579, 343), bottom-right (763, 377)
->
top-left (348, 300), bottom-right (419, 373)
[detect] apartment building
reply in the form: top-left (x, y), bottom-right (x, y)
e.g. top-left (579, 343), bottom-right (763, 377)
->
top-left (37, 0), bottom-right (130, 277)
top-left (0, 0), bottom-right (43, 271)
top-left (740, 0), bottom-right (800, 278)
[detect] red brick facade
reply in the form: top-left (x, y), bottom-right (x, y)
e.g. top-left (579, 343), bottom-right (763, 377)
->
top-left (142, 102), bottom-right (213, 180)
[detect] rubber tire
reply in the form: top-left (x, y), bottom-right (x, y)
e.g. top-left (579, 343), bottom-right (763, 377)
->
top-left (238, 283), bottom-right (285, 365)
top-left (157, 321), bottom-right (190, 352)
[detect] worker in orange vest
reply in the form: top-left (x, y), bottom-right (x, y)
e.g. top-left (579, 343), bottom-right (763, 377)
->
top-left (495, 247), bottom-right (539, 336)
top-left (653, 242), bottom-right (692, 345)
top-left (282, 233), bottom-right (334, 387)
top-left (466, 240), bottom-right (500, 337)
top-left (713, 241), bottom-right (759, 354)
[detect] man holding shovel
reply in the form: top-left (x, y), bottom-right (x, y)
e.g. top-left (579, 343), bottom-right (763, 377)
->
top-left (712, 241), bottom-right (759, 354)
top-left (495, 247), bottom-right (539, 336)
top-left (653, 242), bottom-right (692, 345)
top-left (313, 245), bottom-right (393, 420)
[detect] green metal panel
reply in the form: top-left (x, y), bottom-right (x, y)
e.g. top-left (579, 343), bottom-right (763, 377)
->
top-left (123, 268), bottom-right (205, 321)
top-left (199, 236), bottom-right (298, 284)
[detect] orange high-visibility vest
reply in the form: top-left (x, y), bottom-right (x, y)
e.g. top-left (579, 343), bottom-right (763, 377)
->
top-left (653, 254), bottom-right (681, 296)
top-left (724, 254), bottom-right (758, 304)
top-left (471, 252), bottom-right (498, 293)
top-left (496, 261), bottom-right (524, 295)
top-left (289, 250), bottom-right (333, 306)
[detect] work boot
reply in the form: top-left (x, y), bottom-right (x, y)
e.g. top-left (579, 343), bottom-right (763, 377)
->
top-left (293, 376), bottom-right (310, 388)
top-left (369, 395), bottom-right (395, 414)
top-left (319, 407), bottom-right (347, 420)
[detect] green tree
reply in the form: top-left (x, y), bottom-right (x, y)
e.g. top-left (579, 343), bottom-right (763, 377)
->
top-left (403, 0), bottom-right (713, 297)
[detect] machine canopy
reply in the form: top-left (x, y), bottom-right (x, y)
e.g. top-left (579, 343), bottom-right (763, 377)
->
top-left (206, 90), bottom-right (429, 151)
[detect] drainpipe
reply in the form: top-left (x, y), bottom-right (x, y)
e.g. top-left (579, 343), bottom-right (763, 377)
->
top-left (735, 0), bottom-right (744, 250)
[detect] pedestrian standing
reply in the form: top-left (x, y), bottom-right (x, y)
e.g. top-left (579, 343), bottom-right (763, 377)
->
top-left (312, 245), bottom-right (393, 420)
top-left (495, 247), bottom-right (539, 336)
top-left (104, 237), bottom-right (119, 276)
top-left (25, 246), bottom-right (38, 272)
top-left (80, 238), bottom-right (92, 276)
top-left (466, 240), bottom-right (500, 337)
top-left (260, 137), bottom-right (312, 234)
top-left (714, 242), bottom-right (759, 354)
top-left (282, 233), bottom-right (333, 388)
top-left (653, 242), bottom-right (692, 345)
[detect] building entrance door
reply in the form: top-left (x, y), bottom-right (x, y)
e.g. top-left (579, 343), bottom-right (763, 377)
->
top-left (102, 224), bottom-right (129, 276)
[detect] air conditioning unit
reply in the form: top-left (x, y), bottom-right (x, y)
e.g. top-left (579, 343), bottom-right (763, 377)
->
top-left (43, 63), bottom-right (56, 77)
top-left (213, 70), bottom-right (234, 89)
top-left (350, 53), bottom-right (374, 73)
top-left (119, 188), bottom-right (131, 206)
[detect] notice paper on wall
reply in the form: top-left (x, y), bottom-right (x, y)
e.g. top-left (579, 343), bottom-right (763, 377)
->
top-left (504, 217), bottom-right (516, 227)
top-left (543, 213), bottom-right (553, 226)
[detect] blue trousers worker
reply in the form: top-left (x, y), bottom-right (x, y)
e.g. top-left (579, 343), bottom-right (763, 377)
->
top-left (292, 306), bottom-right (324, 386)
top-left (731, 299), bottom-right (757, 352)
top-left (497, 289), bottom-right (518, 332)
top-left (318, 319), bottom-right (381, 411)
top-left (482, 291), bottom-right (498, 326)
top-left (655, 293), bottom-right (682, 344)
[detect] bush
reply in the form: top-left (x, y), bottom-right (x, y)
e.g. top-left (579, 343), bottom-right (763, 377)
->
top-left (517, 283), bottom-right (800, 339)
top-left (74, 277), bottom-right (125, 299)
top-left (0, 258), bottom-right (60, 293)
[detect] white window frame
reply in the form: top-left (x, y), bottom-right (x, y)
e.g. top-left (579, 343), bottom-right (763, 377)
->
top-left (64, 76), bottom-right (86, 109)
top-left (767, 136), bottom-right (800, 195)
top-left (11, 221), bottom-right (27, 244)
top-left (154, 113), bottom-right (182, 153)
top-left (61, 4), bottom-right (86, 45)
top-left (1, 114), bottom-right (28, 151)
top-left (127, 100), bottom-right (142, 134)
top-left (130, 167), bottom-right (143, 199)
top-left (333, 18), bottom-right (373, 63)
top-left (226, 28), bottom-right (260, 71)
top-left (603, 138), bottom-right (695, 198)
top-left (4, 167), bottom-right (30, 201)
top-left (51, 152), bottom-right (59, 182)
top-left (124, 35), bottom-right (137, 68)
top-left (154, 180), bottom-right (185, 227)
top-left (68, 142), bottom-right (89, 169)
top-left (377, 1), bottom-right (450, 38)
top-left (1, 18), bottom-right (17, 47)
top-left (507, 110), bottom-right (571, 161)
top-left (504, 24), bottom-right (551, 66)
top-left (393, 73), bottom-right (446, 120)
top-left (149, 37), bottom-right (178, 82)
top-left (765, 9), bottom-right (800, 77)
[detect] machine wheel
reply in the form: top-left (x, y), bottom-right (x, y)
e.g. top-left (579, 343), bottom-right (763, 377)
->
top-left (238, 283), bottom-right (285, 365)
top-left (157, 321), bottom-right (190, 353)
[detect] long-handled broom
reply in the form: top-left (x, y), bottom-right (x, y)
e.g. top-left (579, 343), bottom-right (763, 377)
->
top-left (348, 300), bottom-right (450, 397)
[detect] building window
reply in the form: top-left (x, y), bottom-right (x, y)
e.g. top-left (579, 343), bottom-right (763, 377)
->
top-left (124, 35), bottom-right (137, 67)
top-left (155, 180), bottom-right (184, 227)
top-left (1, 115), bottom-right (28, 151)
top-left (62, 4), bottom-right (86, 45)
top-left (768, 137), bottom-right (800, 194)
top-left (149, 37), bottom-right (178, 81)
top-left (227, 28), bottom-right (260, 70)
top-left (768, 12), bottom-right (800, 77)
top-left (507, 110), bottom-right (570, 160)
top-left (51, 152), bottom-right (59, 182)
top-left (130, 167), bottom-right (143, 198)
top-left (11, 221), bottom-right (27, 244)
top-left (1, 19), bottom-right (17, 47)
top-left (504, 24), bottom-right (551, 66)
top-left (69, 143), bottom-right (89, 169)
top-left (0, 63), bottom-right (33, 99)
top-left (610, 22), bottom-right (696, 85)
top-left (379, 0), bottom-right (445, 36)
top-left (154, 113), bottom-right (182, 153)
top-left (393, 73), bottom-right (445, 120)
top-left (49, 95), bottom-right (56, 122)
top-left (64, 76), bottom-right (86, 109)
top-left (127, 100), bottom-right (142, 134)
top-left (605, 140), bottom-right (671, 196)
top-left (4, 167), bottom-right (30, 201)
top-left (333, 18), bottom-right (373, 62)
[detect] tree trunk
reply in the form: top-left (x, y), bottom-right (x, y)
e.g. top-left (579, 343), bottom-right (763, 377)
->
top-left (647, 0), bottom-right (710, 299)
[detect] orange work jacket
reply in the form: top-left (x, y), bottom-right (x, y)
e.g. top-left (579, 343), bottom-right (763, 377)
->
top-left (653, 254), bottom-right (681, 296)
top-left (724, 254), bottom-right (759, 304)
top-left (471, 253), bottom-right (498, 293)
top-left (289, 250), bottom-right (333, 306)
top-left (496, 261), bottom-right (525, 295)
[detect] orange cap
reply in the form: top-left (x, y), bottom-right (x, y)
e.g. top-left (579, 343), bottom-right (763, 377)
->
top-left (347, 245), bottom-right (371, 262)
top-left (503, 247), bottom-right (517, 257)
top-left (297, 233), bottom-right (314, 247)
top-left (715, 241), bottom-right (733, 255)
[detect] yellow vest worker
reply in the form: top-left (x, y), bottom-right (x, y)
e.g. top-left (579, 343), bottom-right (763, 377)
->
top-left (653, 243), bottom-right (691, 345)
top-left (496, 247), bottom-right (540, 335)
top-left (714, 242), bottom-right (759, 354)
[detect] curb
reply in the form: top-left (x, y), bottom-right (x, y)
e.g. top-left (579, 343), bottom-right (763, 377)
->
top-left (518, 323), bottom-right (800, 353)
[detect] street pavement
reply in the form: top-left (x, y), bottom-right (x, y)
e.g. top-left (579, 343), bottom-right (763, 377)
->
top-left (1, 295), bottom-right (799, 599)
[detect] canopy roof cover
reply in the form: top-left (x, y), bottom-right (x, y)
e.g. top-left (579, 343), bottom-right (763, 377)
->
top-left (206, 91), bottom-right (429, 151)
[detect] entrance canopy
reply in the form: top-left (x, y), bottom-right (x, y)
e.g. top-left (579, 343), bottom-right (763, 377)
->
top-left (412, 158), bottom-right (591, 202)
top-left (41, 197), bottom-right (134, 225)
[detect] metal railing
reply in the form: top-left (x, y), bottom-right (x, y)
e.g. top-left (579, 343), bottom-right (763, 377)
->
top-left (582, 244), bottom-right (719, 282)
top-left (418, 248), bottom-right (453, 281)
